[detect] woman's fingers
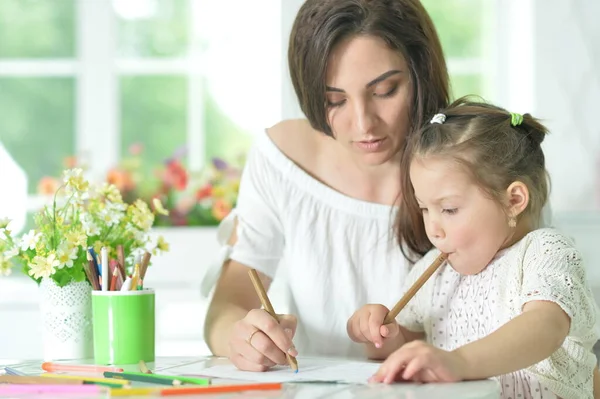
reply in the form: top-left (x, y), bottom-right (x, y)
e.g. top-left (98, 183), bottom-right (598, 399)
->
top-left (230, 353), bottom-right (269, 372)
top-left (277, 314), bottom-right (298, 339)
top-left (234, 334), bottom-right (278, 367)
top-left (246, 309), bottom-right (297, 354)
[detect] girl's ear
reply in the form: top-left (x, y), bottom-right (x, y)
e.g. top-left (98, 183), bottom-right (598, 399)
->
top-left (505, 181), bottom-right (529, 217)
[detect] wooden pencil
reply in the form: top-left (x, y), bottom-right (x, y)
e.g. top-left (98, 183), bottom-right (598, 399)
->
top-left (383, 252), bottom-right (448, 325)
top-left (85, 252), bottom-right (101, 290)
top-left (116, 245), bottom-right (127, 278)
top-left (140, 251), bottom-right (152, 280)
top-left (0, 375), bottom-right (84, 385)
top-left (248, 269), bottom-right (298, 373)
top-left (138, 360), bottom-right (153, 374)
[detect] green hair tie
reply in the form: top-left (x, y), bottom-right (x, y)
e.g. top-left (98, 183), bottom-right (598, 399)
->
top-left (510, 112), bottom-right (523, 127)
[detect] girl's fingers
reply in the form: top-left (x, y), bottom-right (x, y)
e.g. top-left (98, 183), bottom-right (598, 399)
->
top-left (368, 313), bottom-right (383, 348)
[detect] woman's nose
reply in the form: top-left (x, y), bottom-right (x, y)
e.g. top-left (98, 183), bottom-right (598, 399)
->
top-left (353, 101), bottom-right (375, 135)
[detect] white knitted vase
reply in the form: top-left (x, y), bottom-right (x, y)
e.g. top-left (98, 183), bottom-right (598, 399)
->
top-left (39, 278), bottom-right (93, 360)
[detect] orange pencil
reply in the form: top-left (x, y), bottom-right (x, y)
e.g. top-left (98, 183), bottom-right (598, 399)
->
top-left (109, 272), bottom-right (118, 291)
top-left (160, 382), bottom-right (282, 396)
top-left (41, 362), bottom-right (124, 373)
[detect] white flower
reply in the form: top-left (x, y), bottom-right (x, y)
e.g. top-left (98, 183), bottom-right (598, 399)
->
top-left (28, 253), bottom-right (60, 279)
top-left (56, 243), bottom-right (78, 269)
top-left (0, 254), bottom-right (12, 276)
top-left (80, 213), bottom-right (100, 236)
top-left (107, 201), bottom-right (127, 213)
top-left (20, 230), bottom-right (41, 251)
top-left (100, 183), bottom-right (123, 203)
top-left (4, 246), bottom-right (19, 259)
top-left (85, 222), bottom-right (100, 237)
top-left (0, 218), bottom-right (10, 229)
top-left (99, 207), bottom-right (122, 227)
top-left (62, 168), bottom-right (89, 192)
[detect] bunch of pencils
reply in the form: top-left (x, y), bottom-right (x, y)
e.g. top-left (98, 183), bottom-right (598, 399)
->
top-left (0, 362), bottom-right (282, 397)
top-left (82, 244), bottom-right (152, 291)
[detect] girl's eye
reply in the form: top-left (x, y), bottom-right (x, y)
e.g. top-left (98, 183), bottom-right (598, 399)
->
top-left (420, 207), bottom-right (428, 213)
top-left (442, 208), bottom-right (458, 215)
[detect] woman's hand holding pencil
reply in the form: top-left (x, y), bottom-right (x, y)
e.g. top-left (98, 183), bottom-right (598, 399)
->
top-left (226, 269), bottom-right (299, 372)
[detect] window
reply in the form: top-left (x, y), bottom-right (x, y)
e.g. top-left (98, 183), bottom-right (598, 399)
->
top-left (421, 0), bottom-right (495, 101)
top-left (0, 0), bottom-right (281, 198)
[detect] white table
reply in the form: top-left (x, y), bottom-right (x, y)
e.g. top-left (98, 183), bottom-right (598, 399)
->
top-left (0, 357), bottom-right (500, 398)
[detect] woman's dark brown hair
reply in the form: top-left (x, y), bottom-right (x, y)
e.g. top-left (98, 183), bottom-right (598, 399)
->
top-left (288, 0), bottom-right (449, 137)
top-left (397, 97), bottom-right (551, 261)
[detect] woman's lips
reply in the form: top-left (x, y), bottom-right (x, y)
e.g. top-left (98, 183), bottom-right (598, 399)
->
top-left (354, 137), bottom-right (387, 152)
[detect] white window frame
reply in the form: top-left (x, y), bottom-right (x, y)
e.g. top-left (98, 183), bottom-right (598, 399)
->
top-left (0, 0), bottom-right (214, 212)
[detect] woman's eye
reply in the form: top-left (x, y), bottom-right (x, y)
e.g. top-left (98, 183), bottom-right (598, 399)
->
top-left (374, 85), bottom-right (398, 98)
top-left (326, 93), bottom-right (346, 107)
top-left (327, 99), bottom-right (346, 107)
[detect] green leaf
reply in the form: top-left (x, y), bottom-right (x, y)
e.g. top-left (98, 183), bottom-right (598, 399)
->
top-left (52, 268), bottom-right (73, 287)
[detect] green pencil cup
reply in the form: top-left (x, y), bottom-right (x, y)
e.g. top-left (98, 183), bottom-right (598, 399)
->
top-left (91, 289), bottom-right (155, 365)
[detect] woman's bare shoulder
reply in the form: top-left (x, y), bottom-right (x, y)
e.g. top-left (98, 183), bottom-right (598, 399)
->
top-left (266, 119), bottom-right (325, 169)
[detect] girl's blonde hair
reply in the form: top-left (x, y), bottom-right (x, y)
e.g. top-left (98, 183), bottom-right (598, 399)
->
top-left (397, 97), bottom-right (550, 261)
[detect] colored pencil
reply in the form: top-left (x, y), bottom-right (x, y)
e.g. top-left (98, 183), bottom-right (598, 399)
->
top-left (160, 382), bottom-right (282, 396)
top-left (101, 246), bottom-right (109, 291)
top-left (41, 373), bottom-right (129, 386)
top-left (104, 371), bottom-right (183, 386)
top-left (0, 384), bottom-right (102, 394)
top-left (3, 366), bottom-right (26, 376)
top-left (41, 362), bottom-right (124, 373)
top-left (86, 251), bottom-right (101, 290)
top-left (248, 269), bottom-right (298, 372)
top-left (383, 252), bottom-right (448, 324)
top-left (110, 383), bottom-right (281, 397)
top-left (140, 251), bottom-right (152, 280)
top-left (107, 371), bottom-right (209, 386)
top-left (116, 244), bottom-right (127, 279)
top-left (139, 360), bottom-right (153, 374)
top-left (0, 375), bottom-right (83, 385)
top-left (110, 387), bottom-right (160, 396)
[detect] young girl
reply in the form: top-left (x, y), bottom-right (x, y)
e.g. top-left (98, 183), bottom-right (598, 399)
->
top-left (347, 98), bottom-right (599, 398)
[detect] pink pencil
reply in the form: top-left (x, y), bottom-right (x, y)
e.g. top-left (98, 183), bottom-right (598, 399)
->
top-left (0, 384), bottom-right (102, 394)
top-left (41, 361), bottom-right (124, 373)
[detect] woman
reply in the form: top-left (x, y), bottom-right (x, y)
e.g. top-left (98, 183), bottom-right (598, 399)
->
top-left (203, 0), bottom-right (449, 371)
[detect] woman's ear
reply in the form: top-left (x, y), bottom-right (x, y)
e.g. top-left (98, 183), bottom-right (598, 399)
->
top-left (505, 181), bottom-right (529, 217)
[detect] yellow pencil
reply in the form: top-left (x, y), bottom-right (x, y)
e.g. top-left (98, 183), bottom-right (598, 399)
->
top-left (111, 387), bottom-right (160, 396)
top-left (41, 373), bottom-right (129, 386)
top-left (130, 264), bottom-right (140, 291)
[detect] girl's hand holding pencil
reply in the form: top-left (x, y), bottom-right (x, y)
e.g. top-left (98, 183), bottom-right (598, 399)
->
top-left (347, 304), bottom-right (401, 349)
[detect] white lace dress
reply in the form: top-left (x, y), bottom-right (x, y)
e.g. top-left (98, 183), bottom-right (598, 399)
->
top-left (398, 228), bottom-right (599, 399)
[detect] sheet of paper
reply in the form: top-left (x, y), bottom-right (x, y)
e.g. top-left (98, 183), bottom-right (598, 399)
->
top-left (167, 357), bottom-right (381, 385)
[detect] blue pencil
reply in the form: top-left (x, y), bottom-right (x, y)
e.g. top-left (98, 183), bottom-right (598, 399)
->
top-left (4, 366), bottom-right (27, 376)
top-left (87, 247), bottom-right (101, 276)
